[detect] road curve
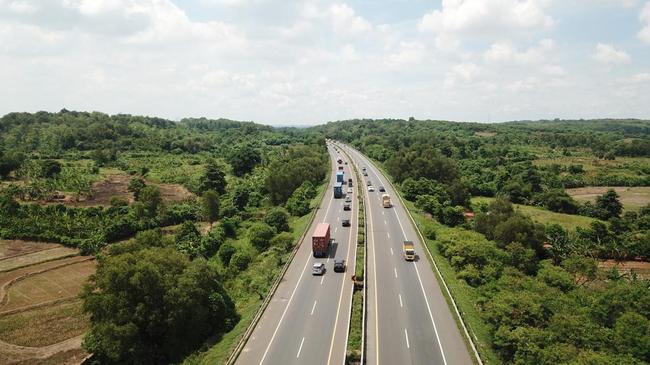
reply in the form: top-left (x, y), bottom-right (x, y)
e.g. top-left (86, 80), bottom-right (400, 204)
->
top-left (235, 143), bottom-right (358, 365)
top-left (339, 142), bottom-right (474, 365)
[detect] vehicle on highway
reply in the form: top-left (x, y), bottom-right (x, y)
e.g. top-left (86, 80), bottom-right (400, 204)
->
top-left (333, 260), bottom-right (346, 273)
top-left (382, 194), bottom-right (391, 208)
top-left (345, 162), bottom-right (348, 165)
top-left (337, 158), bottom-right (343, 164)
top-left (403, 241), bottom-right (415, 261)
top-left (344, 203), bottom-right (351, 211)
top-left (345, 196), bottom-right (352, 202)
top-left (363, 171), bottom-right (368, 176)
top-left (336, 171), bottom-right (345, 183)
top-left (333, 182), bottom-right (343, 198)
top-left (379, 186), bottom-right (385, 192)
top-left (347, 187), bottom-right (353, 194)
top-left (312, 262), bottom-right (326, 275)
top-left (348, 178), bottom-right (353, 186)
top-left (312, 223), bottom-right (331, 258)
top-left (366, 180), bottom-right (372, 186)
top-left (342, 219), bottom-right (350, 227)
top-left (338, 166), bottom-right (344, 170)
top-left (368, 186), bottom-right (375, 192)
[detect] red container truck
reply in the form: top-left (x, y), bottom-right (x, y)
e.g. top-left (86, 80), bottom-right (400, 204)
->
top-left (312, 223), bottom-right (331, 257)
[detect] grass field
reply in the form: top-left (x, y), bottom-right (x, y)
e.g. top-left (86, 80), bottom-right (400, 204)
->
top-left (566, 186), bottom-right (650, 211)
top-left (0, 240), bottom-right (61, 260)
top-left (2, 260), bottom-right (95, 312)
top-left (471, 197), bottom-right (598, 230)
top-left (534, 153), bottom-right (649, 178)
top-left (0, 300), bottom-right (88, 347)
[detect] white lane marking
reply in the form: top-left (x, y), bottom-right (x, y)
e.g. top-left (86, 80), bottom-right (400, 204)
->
top-left (296, 337), bottom-right (305, 358)
top-left (390, 247), bottom-right (393, 255)
top-left (399, 294), bottom-right (403, 308)
top-left (382, 211), bottom-right (385, 216)
top-left (414, 262), bottom-right (449, 365)
top-left (311, 300), bottom-right (317, 316)
top-left (327, 165), bottom-right (358, 365)
top-left (404, 329), bottom-right (410, 349)
top-left (337, 216), bottom-right (340, 222)
top-left (387, 232), bottom-right (390, 239)
top-left (334, 227), bottom-right (338, 233)
top-left (394, 267), bottom-right (398, 278)
top-left (259, 164), bottom-right (336, 365)
top-left (384, 219), bottom-right (387, 225)
top-left (321, 275), bottom-right (325, 285)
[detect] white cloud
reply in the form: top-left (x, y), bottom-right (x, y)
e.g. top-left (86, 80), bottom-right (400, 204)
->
top-left (639, 1), bottom-right (650, 44)
top-left (418, 0), bottom-right (553, 37)
top-left (484, 39), bottom-right (555, 64)
top-left (328, 3), bottom-right (371, 35)
top-left (593, 43), bottom-right (631, 64)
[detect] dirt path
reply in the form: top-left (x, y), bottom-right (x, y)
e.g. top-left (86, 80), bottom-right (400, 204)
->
top-left (0, 335), bottom-right (83, 362)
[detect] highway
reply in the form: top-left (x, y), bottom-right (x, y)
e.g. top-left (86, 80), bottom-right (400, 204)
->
top-left (236, 143), bottom-right (358, 365)
top-left (339, 143), bottom-right (474, 365)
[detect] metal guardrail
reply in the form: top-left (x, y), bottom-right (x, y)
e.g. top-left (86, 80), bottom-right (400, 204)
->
top-left (224, 153), bottom-right (333, 365)
top-left (343, 143), bottom-right (484, 365)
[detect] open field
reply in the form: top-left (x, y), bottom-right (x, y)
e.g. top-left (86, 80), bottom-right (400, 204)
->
top-left (534, 154), bottom-right (650, 177)
top-left (2, 259), bottom-right (95, 313)
top-left (0, 239), bottom-right (94, 365)
top-left (0, 241), bottom-right (62, 260)
top-left (566, 186), bottom-right (650, 211)
top-left (1, 246), bottom-right (79, 272)
top-left (471, 197), bottom-right (598, 230)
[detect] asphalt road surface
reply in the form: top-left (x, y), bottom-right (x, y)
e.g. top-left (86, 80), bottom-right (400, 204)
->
top-left (236, 143), bottom-right (359, 365)
top-left (340, 143), bottom-right (474, 365)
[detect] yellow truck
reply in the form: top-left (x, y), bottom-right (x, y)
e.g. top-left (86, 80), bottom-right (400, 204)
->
top-left (403, 241), bottom-right (415, 261)
top-left (382, 194), bottom-right (391, 208)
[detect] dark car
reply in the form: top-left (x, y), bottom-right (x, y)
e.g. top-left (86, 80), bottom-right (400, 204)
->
top-left (333, 260), bottom-right (346, 273)
top-left (379, 186), bottom-right (386, 192)
top-left (343, 203), bottom-right (351, 211)
top-left (366, 180), bottom-right (372, 186)
top-left (342, 219), bottom-right (351, 227)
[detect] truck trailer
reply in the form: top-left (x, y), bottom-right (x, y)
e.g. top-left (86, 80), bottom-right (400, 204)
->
top-left (403, 241), bottom-right (415, 261)
top-left (312, 223), bottom-right (331, 257)
top-left (382, 194), bottom-right (391, 208)
top-left (333, 182), bottom-right (343, 198)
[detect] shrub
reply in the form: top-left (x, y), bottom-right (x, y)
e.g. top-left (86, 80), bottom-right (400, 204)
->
top-left (248, 222), bottom-right (276, 251)
top-left (264, 207), bottom-right (290, 232)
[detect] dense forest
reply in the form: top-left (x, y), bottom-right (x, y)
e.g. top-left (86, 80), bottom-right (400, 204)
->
top-left (317, 118), bottom-right (650, 365)
top-left (2, 112), bottom-right (650, 364)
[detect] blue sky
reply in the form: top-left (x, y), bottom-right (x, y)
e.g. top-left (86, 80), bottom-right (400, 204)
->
top-left (0, 0), bottom-right (649, 125)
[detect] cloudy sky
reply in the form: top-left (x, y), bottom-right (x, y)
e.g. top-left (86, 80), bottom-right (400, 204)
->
top-left (1, 0), bottom-right (650, 125)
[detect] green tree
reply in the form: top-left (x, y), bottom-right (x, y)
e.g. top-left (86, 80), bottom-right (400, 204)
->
top-left (270, 232), bottom-right (295, 251)
top-left (613, 311), bottom-right (650, 361)
top-left (139, 185), bottom-right (162, 217)
top-left (248, 222), bottom-right (276, 251)
top-left (286, 181), bottom-right (315, 216)
top-left (218, 242), bottom-right (236, 265)
top-left (40, 159), bottom-right (61, 178)
top-left (228, 143), bottom-right (261, 176)
top-left (200, 159), bottom-right (227, 194)
top-left (229, 251), bottom-right (252, 271)
top-left (81, 247), bottom-right (238, 364)
top-left (596, 189), bottom-right (623, 219)
top-left (175, 221), bottom-right (202, 258)
top-left (202, 190), bottom-right (220, 225)
top-left (128, 177), bottom-right (146, 201)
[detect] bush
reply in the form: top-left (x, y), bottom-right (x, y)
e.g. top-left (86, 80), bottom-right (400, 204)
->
top-left (248, 222), bottom-right (276, 251)
top-left (264, 207), bottom-right (290, 232)
top-left (220, 216), bottom-right (241, 237)
top-left (218, 242), bottom-right (236, 266)
top-left (229, 251), bottom-right (252, 271)
top-left (270, 232), bottom-right (294, 251)
top-left (440, 206), bottom-right (466, 227)
top-left (109, 196), bottom-right (129, 207)
top-left (423, 225), bottom-right (437, 240)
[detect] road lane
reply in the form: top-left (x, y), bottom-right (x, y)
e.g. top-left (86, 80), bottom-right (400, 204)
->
top-left (340, 142), bottom-right (473, 365)
top-left (236, 143), bottom-right (358, 365)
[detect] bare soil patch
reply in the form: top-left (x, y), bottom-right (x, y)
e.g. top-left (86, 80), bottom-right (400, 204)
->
top-left (599, 260), bottom-right (650, 280)
top-left (2, 260), bottom-right (95, 313)
top-left (46, 174), bottom-right (195, 206)
top-left (566, 186), bottom-right (650, 211)
top-left (474, 131), bottom-right (497, 137)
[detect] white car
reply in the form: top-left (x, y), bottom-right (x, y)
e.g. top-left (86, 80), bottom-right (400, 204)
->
top-left (347, 187), bottom-right (353, 194)
top-left (312, 262), bottom-right (325, 275)
top-left (368, 186), bottom-right (375, 192)
top-left (345, 196), bottom-right (352, 202)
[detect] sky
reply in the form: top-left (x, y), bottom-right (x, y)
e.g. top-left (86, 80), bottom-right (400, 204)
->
top-left (1, 0), bottom-right (650, 126)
